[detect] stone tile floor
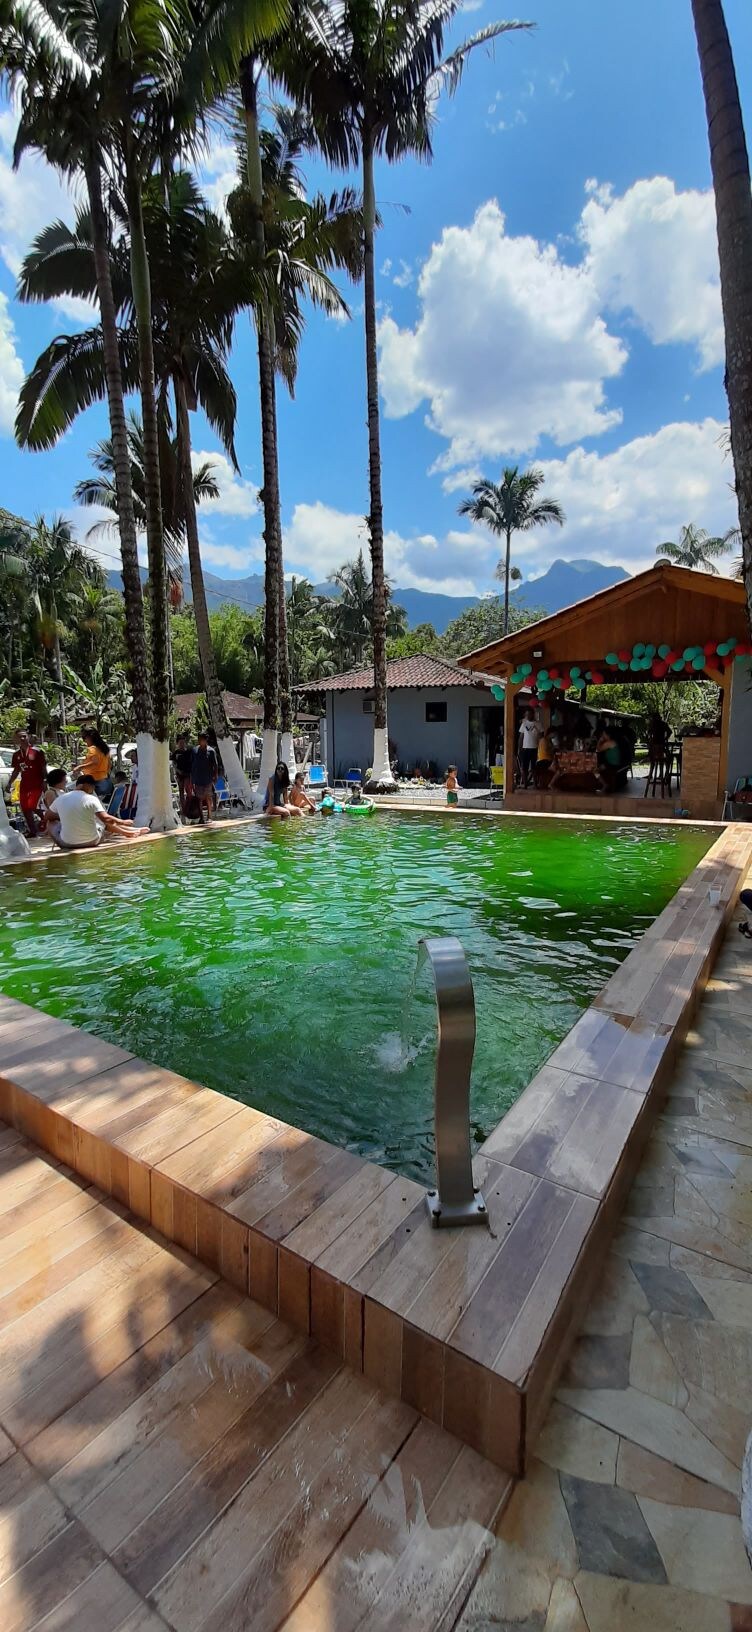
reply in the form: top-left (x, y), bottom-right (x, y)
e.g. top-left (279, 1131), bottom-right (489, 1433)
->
top-left (455, 908), bottom-right (752, 1632)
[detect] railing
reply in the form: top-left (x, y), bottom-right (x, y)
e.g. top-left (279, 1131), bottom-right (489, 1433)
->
top-left (418, 936), bottom-right (489, 1228)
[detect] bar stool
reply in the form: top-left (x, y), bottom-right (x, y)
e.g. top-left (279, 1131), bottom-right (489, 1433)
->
top-left (644, 751), bottom-right (669, 798)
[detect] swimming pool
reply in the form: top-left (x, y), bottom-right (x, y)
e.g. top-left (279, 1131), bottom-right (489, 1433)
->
top-left (0, 812), bottom-right (714, 1181)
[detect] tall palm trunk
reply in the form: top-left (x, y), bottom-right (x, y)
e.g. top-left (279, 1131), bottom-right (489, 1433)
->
top-left (503, 525), bottom-right (512, 636)
top-left (691, 0), bottom-right (752, 629)
top-left (84, 153), bottom-right (153, 740)
top-left (173, 373), bottom-right (253, 806)
top-left (125, 164), bottom-right (176, 829)
top-left (51, 608), bottom-right (66, 730)
top-left (362, 135), bottom-right (394, 789)
top-left (241, 59), bottom-right (289, 797)
top-left (274, 379), bottom-right (296, 777)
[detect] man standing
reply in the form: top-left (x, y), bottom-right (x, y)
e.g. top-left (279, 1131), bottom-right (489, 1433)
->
top-left (517, 709), bottom-right (540, 789)
top-left (7, 730), bottom-right (47, 837)
top-left (172, 732), bottom-right (194, 818)
top-left (190, 732), bottom-right (218, 825)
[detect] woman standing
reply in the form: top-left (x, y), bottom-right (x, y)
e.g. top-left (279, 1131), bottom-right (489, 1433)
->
top-left (73, 729), bottom-right (113, 803)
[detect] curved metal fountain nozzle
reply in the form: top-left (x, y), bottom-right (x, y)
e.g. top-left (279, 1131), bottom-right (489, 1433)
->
top-left (418, 935), bottom-right (489, 1229)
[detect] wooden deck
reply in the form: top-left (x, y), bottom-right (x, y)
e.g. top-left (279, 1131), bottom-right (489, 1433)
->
top-left (0, 1128), bottom-right (510, 1631)
top-left (1, 823), bottom-right (751, 1482)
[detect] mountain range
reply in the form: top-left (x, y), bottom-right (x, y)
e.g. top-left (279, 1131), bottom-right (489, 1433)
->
top-left (104, 557), bottom-right (629, 633)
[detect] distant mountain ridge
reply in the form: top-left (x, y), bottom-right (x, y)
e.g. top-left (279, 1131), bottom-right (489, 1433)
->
top-left (104, 556), bottom-right (629, 632)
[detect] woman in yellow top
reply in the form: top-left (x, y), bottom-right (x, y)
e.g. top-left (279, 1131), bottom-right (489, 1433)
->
top-left (73, 728), bottom-right (113, 802)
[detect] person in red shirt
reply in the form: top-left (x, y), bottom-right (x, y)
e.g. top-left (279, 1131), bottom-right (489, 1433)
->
top-left (8, 730), bottom-right (47, 837)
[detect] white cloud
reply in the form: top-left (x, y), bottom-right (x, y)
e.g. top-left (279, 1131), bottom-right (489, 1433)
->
top-left (0, 110), bottom-right (92, 325)
top-left (197, 536), bottom-right (261, 572)
top-left (393, 259), bottom-right (414, 288)
top-left (379, 200), bottom-right (626, 467)
top-left (194, 135), bottom-right (237, 221)
top-left (581, 178), bottom-right (722, 370)
top-left (522, 418), bottom-right (737, 578)
top-left (380, 258), bottom-right (393, 276)
top-left (0, 291), bottom-right (24, 436)
top-left (191, 450), bottom-right (259, 518)
top-left (284, 499), bottom-right (495, 595)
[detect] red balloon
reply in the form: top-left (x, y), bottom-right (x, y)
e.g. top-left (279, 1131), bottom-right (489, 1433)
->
top-left (590, 670), bottom-right (604, 685)
top-left (666, 650), bottom-right (680, 664)
top-left (704, 641), bottom-right (717, 657)
top-left (617, 648), bottom-right (630, 663)
top-left (653, 661), bottom-right (667, 679)
top-left (549, 667), bottom-right (560, 680)
top-left (723, 653), bottom-right (735, 668)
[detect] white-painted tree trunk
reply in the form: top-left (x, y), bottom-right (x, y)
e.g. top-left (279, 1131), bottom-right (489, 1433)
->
top-left (370, 725), bottom-right (397, 788)
top-left (279, 731), bottom-right (297, 784)
top-left (0, 798), bottom-right (30, 862)
top-left (217, 735), bottom-right (254, 807)
top-left (254, 727), bottom-right (279, 810)
top-left (136, 734), bottom-right (178, 831)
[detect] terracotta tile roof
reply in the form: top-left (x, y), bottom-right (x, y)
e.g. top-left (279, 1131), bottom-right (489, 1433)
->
top-left (173, 691), bottom-right (319, 723)
top-left (314, 652), bottom-right (497, 693)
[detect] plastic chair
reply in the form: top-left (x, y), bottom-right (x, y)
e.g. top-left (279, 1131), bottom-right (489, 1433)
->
top-left (307, 765), bottom-right (327, 789)
top-left (107, 784), bottom-right (126, 816)
top-left (345, 767), bottom-right (363, 788)
top-left (723, 776), bottom-right (752, 820)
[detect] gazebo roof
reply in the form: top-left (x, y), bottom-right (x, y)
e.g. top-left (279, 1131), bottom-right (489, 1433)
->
top-left (458, 565), bottom-right (748, 678)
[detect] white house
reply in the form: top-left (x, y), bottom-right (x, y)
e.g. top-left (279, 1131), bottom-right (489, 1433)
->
top-left (316, 653), bottom-right (504, 784)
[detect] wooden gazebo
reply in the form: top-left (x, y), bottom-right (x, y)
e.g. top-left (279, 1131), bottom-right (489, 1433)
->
top-left (459, 565), bottom-right (750, 819)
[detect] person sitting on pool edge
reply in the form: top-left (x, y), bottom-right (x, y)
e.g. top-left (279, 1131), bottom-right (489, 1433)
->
top-left (49, 775), bottom-right (149, 850)
top-left (289, 772), bottom-right (316, 814)
top-left (445, 765), bottom-right (460, 806)
top-left (263, 761), bottom-right (295, 818)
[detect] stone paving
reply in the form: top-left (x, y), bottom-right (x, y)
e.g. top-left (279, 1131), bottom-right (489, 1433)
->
top-left (455, 906), bottom-right (752, 1631)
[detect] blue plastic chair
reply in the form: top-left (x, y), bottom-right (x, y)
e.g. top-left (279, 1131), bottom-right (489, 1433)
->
top-left (345, 767), bottom-right (363, 788)
top-left (107, 784), bottom-right (126, 816)
top-left (308, 765), bottom-right (327, 788)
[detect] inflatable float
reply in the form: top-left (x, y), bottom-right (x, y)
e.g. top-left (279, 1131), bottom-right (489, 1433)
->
top-left (320, 795), bottom-right (376, 817)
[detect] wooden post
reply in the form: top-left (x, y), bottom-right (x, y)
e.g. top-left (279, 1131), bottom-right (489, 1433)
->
top-left (503, 678), bottom-right (520, 799)
top-left (717, 669), bottom-right (732, 799)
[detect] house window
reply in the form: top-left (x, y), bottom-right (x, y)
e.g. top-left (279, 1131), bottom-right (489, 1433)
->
top-left (362, 698), bottom-right (375, 714)
top-left (425, 701), bottom-right (447, 723)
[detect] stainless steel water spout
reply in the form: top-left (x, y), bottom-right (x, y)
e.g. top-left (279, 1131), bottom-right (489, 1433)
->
top-left (418, 935), bottom-right (489, 1228)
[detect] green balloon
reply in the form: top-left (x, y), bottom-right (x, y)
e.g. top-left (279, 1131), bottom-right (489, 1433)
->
top-left (520, 662), bottom-right (533, 676)
top-left (619, 661), bottom-right (629, 671)
top-left (644, 644), bottom-right (656, 659)
top-left (570, 666), bottom-right (580, 678)
top-left (605, 652), bottom-right (618, 666)
top-left (682, 647), bottom-right (695, 661)
top-left (672, 659), bottom-right (685, 672)
top-left (658, 644), bottom-right (671, 659)
top-left (537, 669), bottom-right (548, 682)
top-left (633, 643), bottom-right (645, 658)
top-left (630, 658), bottom-right (641, 671)
top-left (692, 655), bottom-right (706, 671)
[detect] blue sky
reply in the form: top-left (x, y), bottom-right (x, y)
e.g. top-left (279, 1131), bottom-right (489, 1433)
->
top-left (1, 0), bottom-right (751, 599)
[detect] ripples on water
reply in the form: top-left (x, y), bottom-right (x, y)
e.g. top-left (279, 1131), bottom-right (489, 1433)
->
top-left (0, 813), bottom-right (713, 1182)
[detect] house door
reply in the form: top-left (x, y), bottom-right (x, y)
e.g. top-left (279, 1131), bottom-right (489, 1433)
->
top-left (468, 706), bottom-right (503, 784)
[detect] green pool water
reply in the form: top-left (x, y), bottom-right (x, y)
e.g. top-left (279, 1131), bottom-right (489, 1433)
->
top-left (0, 812), bottom-right (714, 1182)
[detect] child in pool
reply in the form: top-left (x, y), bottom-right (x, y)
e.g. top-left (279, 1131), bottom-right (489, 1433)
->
top-left (445, 766), bottom-right (460, 806)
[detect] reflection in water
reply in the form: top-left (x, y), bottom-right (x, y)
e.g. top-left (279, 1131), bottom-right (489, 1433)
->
top-left (0, 812), bottom-right (713, 1182)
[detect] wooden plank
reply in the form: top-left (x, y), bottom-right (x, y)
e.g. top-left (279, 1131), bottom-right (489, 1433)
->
top-left (404, 1164), bottom-right (537, 1340)
top-left (25, 1282), bottom-right (241, 1476)
top-left (0, 1211), bottom-right (138, 1325)
top-left (0, 1028), bottom-right (132, 1096)
top-left (0, 1518), bottom-right (104, 1632)
top-left (0, 1185), bottom-right (101, 1269)
top-left (15, 1258), bottom-right (217, 1453)
top-left (448, 1179), bottom-right (576, 1367)
top-left (151, 1368), bottom-right (376, 1631)
top-left (52, 1296), bottom-right (278, 1520)
top-left (230, 1139), bottom-right (358, 1234)
top-left (0, 1451), bottom-right (69, 1586)
top-left (277, 1420), bottom-right (461, 1632)
top-left (195, 1392), bottom-right (417, 1632)
top-left (317, 1177), bottom-right (426, 1285)
top-left (28, 1561), bottom-right (166, 1632)
top-left (283, 1162), bottom-right (397, 1263)
top-left (154, 1107), bottom-right (284, 1197)
top-left (116, 1343), bottom-right (342, 1597)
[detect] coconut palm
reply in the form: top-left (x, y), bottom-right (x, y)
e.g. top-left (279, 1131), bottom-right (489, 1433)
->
top-left (229, 91), bottom-right (361, 793)
top-left (1, 0), bottom-right (153, 751)
top-left (655, 523), bottom-right (737, 575)
top-left (272, 3), bottom-right (530, 786)
top-left (690, 0), bottom-right (752, 628)
top-left (17, 174), bottom-right (260, 802)
top-left (26, 515), bottom-right (99, 730)
top-left (458, 467), bottom-right (564, 634)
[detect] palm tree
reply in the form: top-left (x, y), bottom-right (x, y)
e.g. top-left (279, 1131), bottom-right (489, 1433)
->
top-left (273, 4), bottom-right (530, 787)
top-left (691, 0), bottom-right (752, 629)
top-left (1, 0), bottom-right (153, 755)
top-left (26, 515), bottom-right (99, 731)
top-left (655, 523), bottom-right (737, 575)
top-left (458, 467), bottom-right (565, 634)
top-left (230, 92), bottom-right (361, 795)
top-left (17, 175), bottom-right (259, 803)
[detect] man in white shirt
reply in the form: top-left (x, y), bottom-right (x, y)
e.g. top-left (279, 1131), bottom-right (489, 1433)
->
top-left (518, 710), bottom-right (541, 788)
top-left (50, 776), bottom-right (148, 850)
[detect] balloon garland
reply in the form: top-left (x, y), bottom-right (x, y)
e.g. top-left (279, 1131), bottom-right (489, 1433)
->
top-left (503, 638), bottom-right (752, 696)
